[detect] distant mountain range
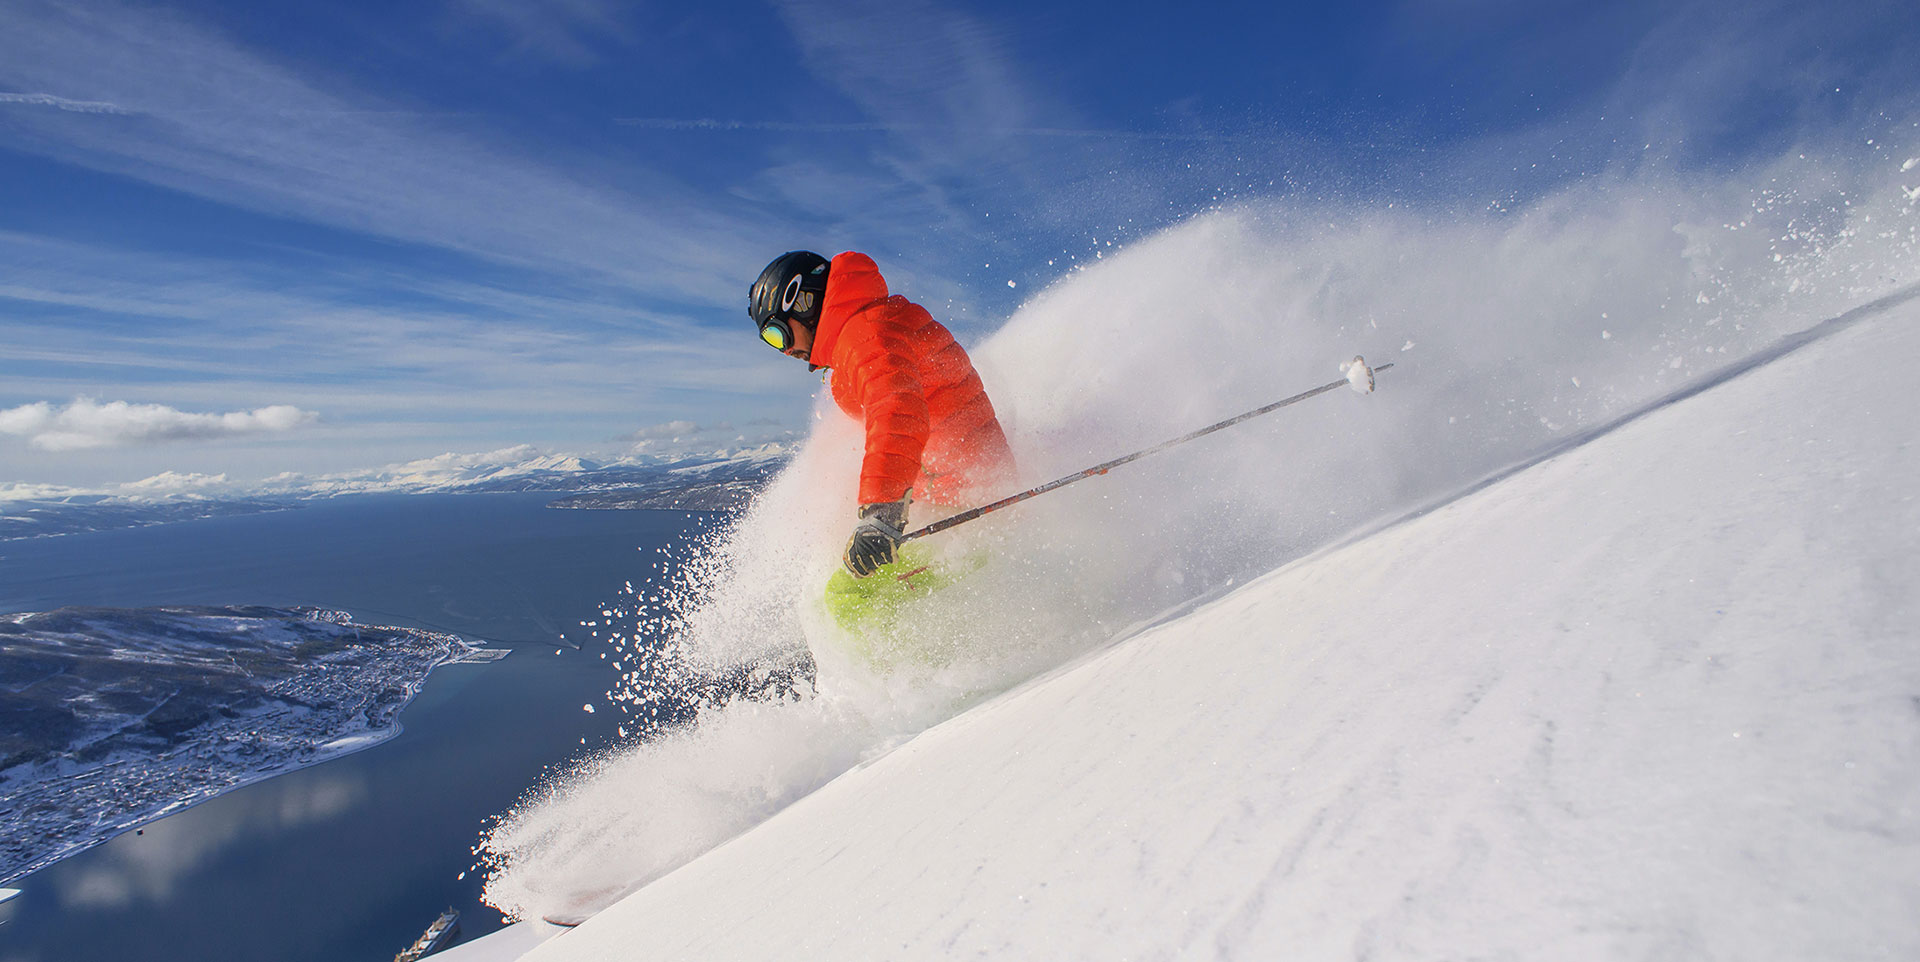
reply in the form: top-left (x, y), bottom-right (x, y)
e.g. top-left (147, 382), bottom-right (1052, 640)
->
top-left (0, 444), bottom-right (791, 541)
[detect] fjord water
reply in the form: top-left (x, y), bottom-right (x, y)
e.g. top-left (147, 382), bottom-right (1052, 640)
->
top-left (0, 493), bottom-right (708, 962)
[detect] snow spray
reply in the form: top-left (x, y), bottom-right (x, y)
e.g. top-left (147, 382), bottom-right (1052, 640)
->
top-left (479, 130), bottom-right (1920, 923)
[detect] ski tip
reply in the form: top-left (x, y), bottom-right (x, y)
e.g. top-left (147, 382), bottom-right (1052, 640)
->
top-left (541, 912), bottom-right (589, 928)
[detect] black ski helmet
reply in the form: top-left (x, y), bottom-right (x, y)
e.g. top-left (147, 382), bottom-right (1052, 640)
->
top-left (749, 251), bottom-right (831, 332)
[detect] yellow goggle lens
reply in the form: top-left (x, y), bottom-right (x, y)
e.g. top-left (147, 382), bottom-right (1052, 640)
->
top-left (759, 323), bottom-right (789, 350)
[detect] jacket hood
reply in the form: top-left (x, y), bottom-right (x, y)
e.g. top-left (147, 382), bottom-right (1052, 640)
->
top-left (809, 251), bottom-right (888, 369)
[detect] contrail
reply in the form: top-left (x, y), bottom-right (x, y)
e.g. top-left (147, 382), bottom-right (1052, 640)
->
top-left (613, 116), bottom-right (1286, 145)
top-left (0, 92), bottom-right (133, 115)
top-left (1, 94), bottom-right (478, 120)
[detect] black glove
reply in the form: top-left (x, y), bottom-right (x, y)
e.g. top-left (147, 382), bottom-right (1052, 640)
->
top-left (844, 499), bottom-right (909, 577)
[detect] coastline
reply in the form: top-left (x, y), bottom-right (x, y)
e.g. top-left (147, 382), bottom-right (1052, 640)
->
top-left (0, 492), bottom-right (691, 960)
top-left (2, 706), bottom-right (410, 888)
top-left (0, 613), bottom-right (510, 888)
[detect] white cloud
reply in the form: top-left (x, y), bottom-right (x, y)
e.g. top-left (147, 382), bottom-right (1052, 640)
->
top-left (0, 401), bottom-right (55, 436)
top-left (0, 399), bottom-right (318, 451)
top-left (0, 480), bottom-right (100, 502)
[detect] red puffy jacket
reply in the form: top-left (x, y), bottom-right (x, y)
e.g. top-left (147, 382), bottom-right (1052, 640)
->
top-left (810, 252), bottom-right (1015, 507)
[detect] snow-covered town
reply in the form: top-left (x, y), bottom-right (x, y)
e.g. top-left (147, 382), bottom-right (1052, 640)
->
top-left (0, 607), bottom-right (506, 885)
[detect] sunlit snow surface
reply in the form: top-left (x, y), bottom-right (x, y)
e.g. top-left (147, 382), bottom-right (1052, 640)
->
top-left (489, 282), bottom-right (1920, 961)
top-left (477, 145), bottom-right (1920, 948)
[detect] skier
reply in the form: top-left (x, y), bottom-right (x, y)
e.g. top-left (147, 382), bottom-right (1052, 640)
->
top-left (748, 250), bottom-right (1016, 583)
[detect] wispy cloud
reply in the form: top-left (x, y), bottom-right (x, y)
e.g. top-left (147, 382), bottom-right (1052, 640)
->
top-left (0, 399), bottom-right (318, 451)
top-left (754, 0), bottom-right (1217, 285)
top-left (620, 418), bottom-right (796, 458)
top-left (0, 226), bottom-right (819, 487)
top-left (0, 229), bottom-right (802, 407)
top-left (771, 0), bottom-right (1042, 140)
top-left (0, 0), bottom-right (757, 304)
top-left (625, 419), bottom-right (702, 441)
top-left (762, 0), bottom-right (1063, 239)
top-left (443, 0), bottom-right (634, 66)
top-left (626, 418), bottom-right (798, 441)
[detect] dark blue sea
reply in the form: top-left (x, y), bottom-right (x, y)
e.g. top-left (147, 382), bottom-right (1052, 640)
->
top-left (0, 493), bottom-right (715, 962)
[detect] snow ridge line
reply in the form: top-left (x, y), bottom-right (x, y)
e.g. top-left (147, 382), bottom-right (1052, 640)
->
top-left (1334, 280), bottom-right (1920, 558)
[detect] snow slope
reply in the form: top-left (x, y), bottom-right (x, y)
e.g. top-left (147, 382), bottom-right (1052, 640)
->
top-left (508, 295), bottom-right (1919, 959)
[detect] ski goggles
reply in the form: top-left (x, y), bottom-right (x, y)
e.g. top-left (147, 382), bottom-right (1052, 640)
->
top-left (759, 318), bottom-right (795, 351)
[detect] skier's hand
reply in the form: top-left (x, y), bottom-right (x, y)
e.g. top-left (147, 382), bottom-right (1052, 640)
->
top-left (844, 499), bottom-right (909, 577)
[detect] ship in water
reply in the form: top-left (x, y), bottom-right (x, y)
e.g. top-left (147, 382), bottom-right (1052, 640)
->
top-left (394, 907), bottom-right (460, 961)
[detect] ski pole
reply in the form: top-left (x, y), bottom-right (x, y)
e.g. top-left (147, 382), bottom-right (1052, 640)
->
top-left (903, 357), bottom-right (1393, 542)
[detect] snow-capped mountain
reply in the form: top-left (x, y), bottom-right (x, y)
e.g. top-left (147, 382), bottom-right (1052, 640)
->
top-left (255, 444), bottom-right (786, 498)
top-left (0, 444), bottom-right (794, 540)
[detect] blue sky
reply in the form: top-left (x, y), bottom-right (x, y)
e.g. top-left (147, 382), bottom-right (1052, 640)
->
top-left (2, 0), bottom-right (1916, 490)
